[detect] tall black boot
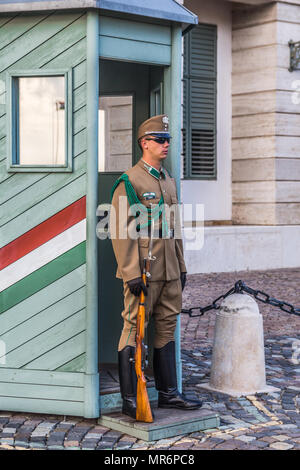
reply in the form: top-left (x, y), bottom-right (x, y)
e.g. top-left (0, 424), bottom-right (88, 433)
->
top-left (118, 346), bottom-right (137, 419)
top-left (153, 341), bottom-right (202, 410)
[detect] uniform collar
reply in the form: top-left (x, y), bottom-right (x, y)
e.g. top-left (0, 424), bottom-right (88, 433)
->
top-left (139, 159), bottom-right (166, 180)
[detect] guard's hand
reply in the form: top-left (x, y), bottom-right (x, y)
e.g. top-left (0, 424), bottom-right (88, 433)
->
top-left (127, 277), bottom-right (148, 297)
top-left (180, 272), bottom-right (187, 291)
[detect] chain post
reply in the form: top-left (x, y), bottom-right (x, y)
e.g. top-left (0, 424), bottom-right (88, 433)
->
top-left (181, 280), bottom-right (300, 318)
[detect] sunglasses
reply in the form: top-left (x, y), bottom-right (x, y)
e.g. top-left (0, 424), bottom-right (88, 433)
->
top-left (145, 137), bottom-right (171, 144)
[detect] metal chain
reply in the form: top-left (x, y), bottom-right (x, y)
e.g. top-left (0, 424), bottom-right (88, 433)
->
top-left (181, 280), bottom-right (300, 318)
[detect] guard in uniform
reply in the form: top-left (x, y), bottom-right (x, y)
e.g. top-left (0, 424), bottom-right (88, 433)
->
top-left (111, 114), bottom-right (202, 419)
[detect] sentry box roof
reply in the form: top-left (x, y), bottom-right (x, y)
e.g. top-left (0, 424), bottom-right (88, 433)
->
top-left (0, 0), bottom-right (198, 29)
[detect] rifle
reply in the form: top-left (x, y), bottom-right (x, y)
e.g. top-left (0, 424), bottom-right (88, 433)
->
top-left (135, 213), bottom-right (155, 423)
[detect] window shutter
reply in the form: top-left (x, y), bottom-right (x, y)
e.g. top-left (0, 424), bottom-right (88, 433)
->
top-left (183, 24), bottom-right (217, 179)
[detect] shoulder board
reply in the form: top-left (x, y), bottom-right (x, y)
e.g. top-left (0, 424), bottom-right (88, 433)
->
top-left (110, 173), bottom-right (129, 201)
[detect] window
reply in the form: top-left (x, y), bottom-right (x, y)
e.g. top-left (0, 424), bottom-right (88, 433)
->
top-left (98, 95), bottom-right (133, 172)
top-left (183, 24), bottom-right (217, 179)
top-left (7, 70), bottom-right (72, 172)
top-left (150, 83), bottom-right (163, 116)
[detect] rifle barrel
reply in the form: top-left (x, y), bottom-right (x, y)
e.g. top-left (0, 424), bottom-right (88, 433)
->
top-left (135, 271), bottom-right (153, 423)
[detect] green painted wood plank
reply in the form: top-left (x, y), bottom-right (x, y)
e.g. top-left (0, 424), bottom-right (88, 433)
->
top-left (0, 397), bottom-right (84, 416)
top-left (74, 128), bottom-right (87, 158)
top-left (99, 16), bottom-right (171, 46)
top-left (0, 113), bottom-right (5, 139)
top-left (25, 331), bottom-right (86, 370)
top-left (0, 19), bottom-right (86, 80)
top-left (0, 265), bottom-right (86, 336)
top-left (74, 82), bottom-right (86, 112)
top-left (0, 368), bottom-right (85, 387)
top-left (1, 287), bottom-right (86, 355)
top-left (56, 353), bottom-right (86, 373)
top-left (0, 154), bottom-right (6, 166)
top-left (0, 172), bottom-right (48, 206)
top-left (42, 36), bottom-right (86, 72)
top-left (0, 13), bottom-right (50, 52)
top-left (73, 60), bottom-right (86, 90)
top-left (0, 135), bottom-right (5, 156)
top-left (0, 94), bottom-right (5, 118)
top-left (1, 144), bottom-right (86, 203)
top-left (0, 16), bottom-right (19, 29)
top-left (99, 36), bottom-right (171, 65)
top-left (0, 382), bottom-right (84, 401)
top-left (73, 105), bottom-right (86, 135)
top-left (0, 152), bottom-right (86, 227)
top-left (0, 12), bottom-right (84, 72)
top-left (4, 310), bottom-right (85, 368)
top-left (0, 160), bottom-right (12, 185)
top-left (0, 173), bottom-right (86, 247)
top-left (0, 241), bottom-right (86, 314)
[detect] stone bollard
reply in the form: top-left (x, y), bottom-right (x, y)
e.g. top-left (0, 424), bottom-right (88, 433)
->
top-left (200, 293), bottom-right (280, 397)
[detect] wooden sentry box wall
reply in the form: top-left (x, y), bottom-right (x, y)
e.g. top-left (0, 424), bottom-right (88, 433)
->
top-left (0, 10), bottom-right (89, 416)
top-left (0, 4), bottom-right (197, 418)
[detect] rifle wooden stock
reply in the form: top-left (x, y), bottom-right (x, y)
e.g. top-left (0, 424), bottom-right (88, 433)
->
top-left (135, 261), bottom-right (153, 423)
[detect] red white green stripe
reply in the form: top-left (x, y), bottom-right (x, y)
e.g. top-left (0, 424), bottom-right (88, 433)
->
top-left (0, 196), bottom-right (86, 270)
top-left (0, 197), bottom-right (86, 296)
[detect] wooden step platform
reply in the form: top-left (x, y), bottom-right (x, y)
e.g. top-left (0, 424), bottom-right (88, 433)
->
top-left (98, 407), bottom-right (220, 441)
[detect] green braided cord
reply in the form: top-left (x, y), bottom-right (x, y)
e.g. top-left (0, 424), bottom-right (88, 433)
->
top-left (111, 173), bottom-right (169, 236)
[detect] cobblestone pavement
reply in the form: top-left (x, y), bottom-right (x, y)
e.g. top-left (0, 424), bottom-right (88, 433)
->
top-left (0, 268), bottom-right (299, 451)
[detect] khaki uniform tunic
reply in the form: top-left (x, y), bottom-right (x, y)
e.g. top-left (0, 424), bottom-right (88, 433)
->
top-left (111, 159), bottom-right (187, 351)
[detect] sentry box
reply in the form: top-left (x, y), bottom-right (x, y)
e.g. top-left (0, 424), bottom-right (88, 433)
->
top-left (0, 1), bottom-right (197, 418)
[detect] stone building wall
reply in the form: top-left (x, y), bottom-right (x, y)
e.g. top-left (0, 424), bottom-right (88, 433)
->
top-left (232, 1), bottom-right (300, 225)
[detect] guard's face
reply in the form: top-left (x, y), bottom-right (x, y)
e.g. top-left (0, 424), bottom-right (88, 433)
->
top-left (143, 136), bottom-right (170, 162)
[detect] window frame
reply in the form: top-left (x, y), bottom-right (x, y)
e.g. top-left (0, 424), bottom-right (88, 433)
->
top-left (6, 69), bottom-right (73, 173)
